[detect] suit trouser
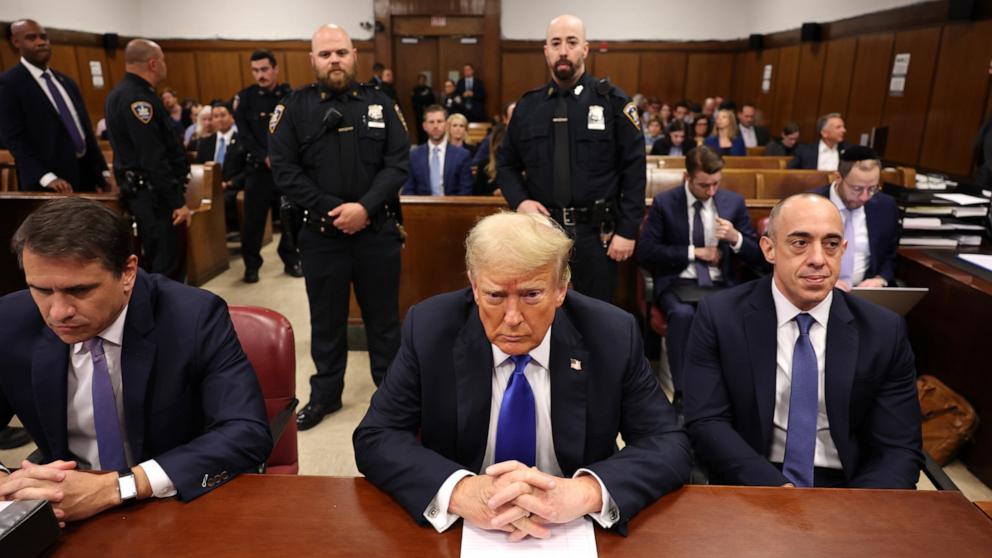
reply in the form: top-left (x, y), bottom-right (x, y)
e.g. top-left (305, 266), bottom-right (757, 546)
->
top-left (243, 168), bottom-right (299, 271)
top-left (567, 225), bottom-right (618, 304)
top-left (299, 220), bottom-right (402, 405)
top-left (657, 288), bottom-right (696, 394)
top-left (127, 189), bottom-right (178, 275)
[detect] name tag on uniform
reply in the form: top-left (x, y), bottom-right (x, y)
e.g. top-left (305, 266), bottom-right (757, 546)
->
top-left (367, 104), bottom-right (386, 128)
top-left (587, 105), bottom-right (605, 130)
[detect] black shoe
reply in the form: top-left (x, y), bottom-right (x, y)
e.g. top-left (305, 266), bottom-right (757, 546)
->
top-left (296, 401), bottom-right (342, 431)
top-left (0, 426), bottom-right (31, 449)
top-left (244, 268), bottom-right (259, 283)
top-left (284, 262), bottom-right (304, 278)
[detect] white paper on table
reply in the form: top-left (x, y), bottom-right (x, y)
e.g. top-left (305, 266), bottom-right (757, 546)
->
top-left (934, 193), bottom-right (989, 206)
top-left (959, 254), bottom-right (992, 273)
top-left (461, 518), bottom-right (598, 558)
top-left (0, 501), bottom-right (12, 512)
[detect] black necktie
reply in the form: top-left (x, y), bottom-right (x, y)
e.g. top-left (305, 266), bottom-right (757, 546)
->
top-left (693, 200), bottom-right (713, 286)
top-left (553, 92), bottom-right (571, 208)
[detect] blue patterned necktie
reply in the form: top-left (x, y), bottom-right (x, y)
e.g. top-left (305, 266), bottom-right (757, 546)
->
top-left (782, 313), bottom-right (818, 487)
top-left (41, 71), bottom-right (86, 156)
top-left (494, 354), bottom-right (536, 466)
top-left (429, 146), bottom-right (442, 195)
top-left (216, 136), bottom-right (227, 165)
top-left (693, 200), bottom-right (713, 286)
top-left (840, 208), bottom-right (855, 285)
top-left (84, 338), bottom-right (127, 471)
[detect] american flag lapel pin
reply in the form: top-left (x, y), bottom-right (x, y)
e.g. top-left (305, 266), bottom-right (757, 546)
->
top-left (570, 358), bottom-right (582, 372)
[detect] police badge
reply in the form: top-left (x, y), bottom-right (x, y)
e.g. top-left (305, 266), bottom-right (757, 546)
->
top-left (367, 104), bottom-right (385, 128)
top-left (130, 101), bottom-right (153, 124)
top-left (587, 105), bottom-right (605, 130)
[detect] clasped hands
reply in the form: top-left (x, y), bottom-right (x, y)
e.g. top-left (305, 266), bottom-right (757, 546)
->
top-left (449, 461), bottom-right (602, 542)
top-left (0, 460), bottom-right (124, 527)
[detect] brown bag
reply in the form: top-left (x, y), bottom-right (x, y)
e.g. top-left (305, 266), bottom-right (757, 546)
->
top-left (916, 374), bottom-right (979, 465)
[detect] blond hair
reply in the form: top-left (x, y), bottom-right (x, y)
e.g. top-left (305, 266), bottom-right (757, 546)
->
top-left (465, 212), bottom-right (573, 285)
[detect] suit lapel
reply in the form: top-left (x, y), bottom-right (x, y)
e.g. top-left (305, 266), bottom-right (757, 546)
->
top-left (549, 307), bottom-right (588, 476)
top-left (18, 63), bottom-right (62, 121)
top-left (672, 186), bottom-right (691, 245)
top-left (30, 326), bottom-right (70, 460)
top-left (120, 273), bottom-right (157, 462)
top-left (824, 292), bottom-right (857, 471)
top-left (743, 277), bottom-right (778, 450)
top-left (452, 305), bottom-right (494, 472)
top-left (442, 144), bottom-right (454, 193)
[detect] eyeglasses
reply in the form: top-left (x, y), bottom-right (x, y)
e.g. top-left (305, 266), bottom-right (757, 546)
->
top-left (843, 181), bottom-right (880, 196)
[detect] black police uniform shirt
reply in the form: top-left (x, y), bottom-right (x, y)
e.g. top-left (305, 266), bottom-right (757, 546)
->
top-left (497, 72), bottom-right (646, 239)
top-left (105, 72), bottom-right (189, 210)
top-left (234, 82), bottom-right (292, 163)
top-left (268, 81), bottom-right (410, 219)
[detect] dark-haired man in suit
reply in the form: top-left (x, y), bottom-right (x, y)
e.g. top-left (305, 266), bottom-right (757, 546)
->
top-left (788, 113), bottom-right (850, 171)
top-left (0, 19), bottom-right (108, 192)
top-left (455, 63), bottom-right (487, 122)
top-left (196, 100), bottom-right (245, 233)
top-left (683, 193), bottom-right (922, 489)
top-left (403, 105), bottom-right (473, 195)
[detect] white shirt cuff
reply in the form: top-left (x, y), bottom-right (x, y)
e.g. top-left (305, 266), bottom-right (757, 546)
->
top-left (574, 468), bottom-right (620, 529)
top-left (731, 231), bottom-right (744, 252)
top-left (40, 173), bottom-right (58, 188)
top-left (687, 245), bottom-right (695, 261)
top-left (139, 459), bottom-right (178, 498)
top-left (424, 469), bottom-right (475, 532)
top-left (0, 463), bottom-right (10, 475)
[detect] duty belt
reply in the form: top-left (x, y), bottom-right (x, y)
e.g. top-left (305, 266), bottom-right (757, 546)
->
top-left (548, 199), bottom-right (615, 227)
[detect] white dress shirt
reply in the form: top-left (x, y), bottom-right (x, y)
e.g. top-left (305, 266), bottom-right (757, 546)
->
top-left (424, 327), bottom-right (619, 532)
top-left (829, 182), bottom-right (870, 285)
top-left (465, 77), bottom-right (474, 91)
top-left (816, 140), bottom-right (840, 171)
top-left (427, 138), bottom-right (447, 195)
top-left (213, 126), bottom-right (237, 162)
top-left (739, 125), bottom-right (758, 148)
top-left (768, 280), bottom-right (843, 470)
top-left (679, 183), bottom-right (744, 282)
top-left (21, 57), bottom-right (87, 188)
top-left (67, 305), bottom-right (176, 497)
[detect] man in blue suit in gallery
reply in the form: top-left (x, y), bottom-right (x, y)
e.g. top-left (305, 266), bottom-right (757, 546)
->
top-left (403, 105), bottom-right (473, 196)
top-left (0, 198), bottom-right (272, 525)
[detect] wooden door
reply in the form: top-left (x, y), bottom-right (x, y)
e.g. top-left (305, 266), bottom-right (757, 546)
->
top-left (393, 36), bottom-right (438, 143)
top-left (438, 36), bottom-right (485, 116)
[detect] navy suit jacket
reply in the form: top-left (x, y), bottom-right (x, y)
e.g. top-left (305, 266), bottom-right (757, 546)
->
top-left (812, 184), bottom-right (900, 284)
top-left (0, 62), bottom-right (107, 191)
top-left (683, 276), bottom-right (923, 488)
top-left (403, 143), bottom-right (474, 195)
top-left (788, 141), bottom-right (851, 169)
top-left (636, 185), bottom-right (764, 300)
top-left (703, 135), bottom-right (746, 156)
top-left (0, 270), bottom-right (272, 500)
top-left (354, 288), bottom-right (691, 532)
top-left (455, 77), bottom-right (486, 120)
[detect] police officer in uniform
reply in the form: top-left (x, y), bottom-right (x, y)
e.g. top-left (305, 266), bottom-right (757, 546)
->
top-left (270, 24), bottom-right (409, 430)
top-left (234, 49), bottom-right (302, 283)
top-left (105, 39), bottom-right (191, 275)
top-left (497, 14), bottom-right (644, 303)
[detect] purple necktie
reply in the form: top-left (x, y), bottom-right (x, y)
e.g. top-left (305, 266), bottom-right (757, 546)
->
top-left (494, 355), bottom-right (536, 467)
top-left (693, 200), bottom-right (713, 286)
top-left (84, 338), bottom-right (127, 471)
top-left (782, 314), bottom-right (818, 487)
top-left (41, 71), bottom-right (86, 156)
top-left (840, 208), bottom-right (856, 285)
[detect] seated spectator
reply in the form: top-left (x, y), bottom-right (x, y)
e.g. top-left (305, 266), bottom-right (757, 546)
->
top-left (195, 101), bottom-right (243, 231)
top-left (181, 97), bottom-right (200, 129)
top-left (789, 112), bottom-right (849, 170)
top-left (765, 122), bottom-right (801, 157)
top-left (636, 145), bottom-right (762, 397)
top-left (439, 79), bottom-right (463, 117)
top-left (446, 112), bottom-right (477, 156)
top-left (690, 116), bottom-right (711, 147)
top-left (161, 87), bottom-right (185, 137)
top-left (0, 197), bottom-right (272, 524)
top-left (651, 120), bottom-right (688, 156)
top-left (644, 117), bottom-right (664, 150)
top-left (184, 104), bottom-right (212, 148)
top-left (673, 100), bottom-right (691, 125)
top-left (472, 101), bottom-right (515, 179)
top-left (475, 123), bottom-right (507, 196)
top-left (683, 193), bottom-right (923, 488)
top-left (701, 98), bottom-right (717, 121)
top-left (659, 102), bottom-right (673, 128)
top-left (403, 105), bottom-right (473, 195)
top-left (641, 96), bottom-right (661, 130)
top-left (354, 211), bottom-right (691, 537)
top-left (737, 102), bottom-right (770, 148)
top-left (704, 109), bottom-right (746, 156)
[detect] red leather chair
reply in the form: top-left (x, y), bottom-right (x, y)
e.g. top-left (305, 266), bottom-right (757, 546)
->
top-left (229, 305), bottom-right (299, 474)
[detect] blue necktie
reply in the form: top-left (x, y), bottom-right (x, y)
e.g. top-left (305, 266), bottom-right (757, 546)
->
top-left (85, 338), bottom-right (127, 471)
top-left (41, 71), bottom-right (86, 156)
top-left (216, 136), bottom-right (227, 165)
top-left (429, 146), bottom-right (442, 195)
top-left (782, 313), bottom-right (818, 487)
top-left (840, 208), bottom-right (855, 285)
top-left (494, 355), bottom-right (536, 467)
top-left (693, 200), bottom-right (713, 287)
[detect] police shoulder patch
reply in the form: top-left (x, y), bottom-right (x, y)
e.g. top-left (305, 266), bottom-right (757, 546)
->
top-left (622, 101), bottom-right (641, 131)
top-left (130, 101), bottom-right (153, 124)
top-left (269, 104), bottom-right (285, 133)
top-left (394, 104), bottom-right (408, 132)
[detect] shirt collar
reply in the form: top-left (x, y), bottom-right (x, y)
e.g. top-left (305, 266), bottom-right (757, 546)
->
top-left (491, 325), bottom-right (552, 371)
top-left (428, 138), bottom-right (448, 151)
top-left (828, 181), bottom-right (862, 216)
top-left (819, 140), bottom-right (837, 155)
top-left (21, 57), bottom-right (49, 79)
top-left (217, 126), bottom-right (237, 142)
top-left (770, 277), bottom-right (832, 329)
top-left (684, 182), bottom-right (714, 210)
top-left (72, 304), bottom-right (130, 355)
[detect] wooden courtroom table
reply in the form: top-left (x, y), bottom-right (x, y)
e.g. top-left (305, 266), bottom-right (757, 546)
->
top-left (51, 475), bottom-right (992, 557)
top-left (898, 248), bottom-right (992, 487)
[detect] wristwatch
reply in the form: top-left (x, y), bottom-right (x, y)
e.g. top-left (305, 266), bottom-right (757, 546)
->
top-left (117, 469), bottom-right (138, 503)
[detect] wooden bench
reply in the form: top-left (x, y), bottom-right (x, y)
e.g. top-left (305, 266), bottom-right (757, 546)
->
top-left (648, 156), bottom-right (791, 169)
top-left (746, 146), bottom-right (767, 156)
top-left (185, 163), bottom-right (230, 286)
top-left (648, 167), bottom-right (916, 199)
top-left (467, 122), bottom-right (491, 145)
